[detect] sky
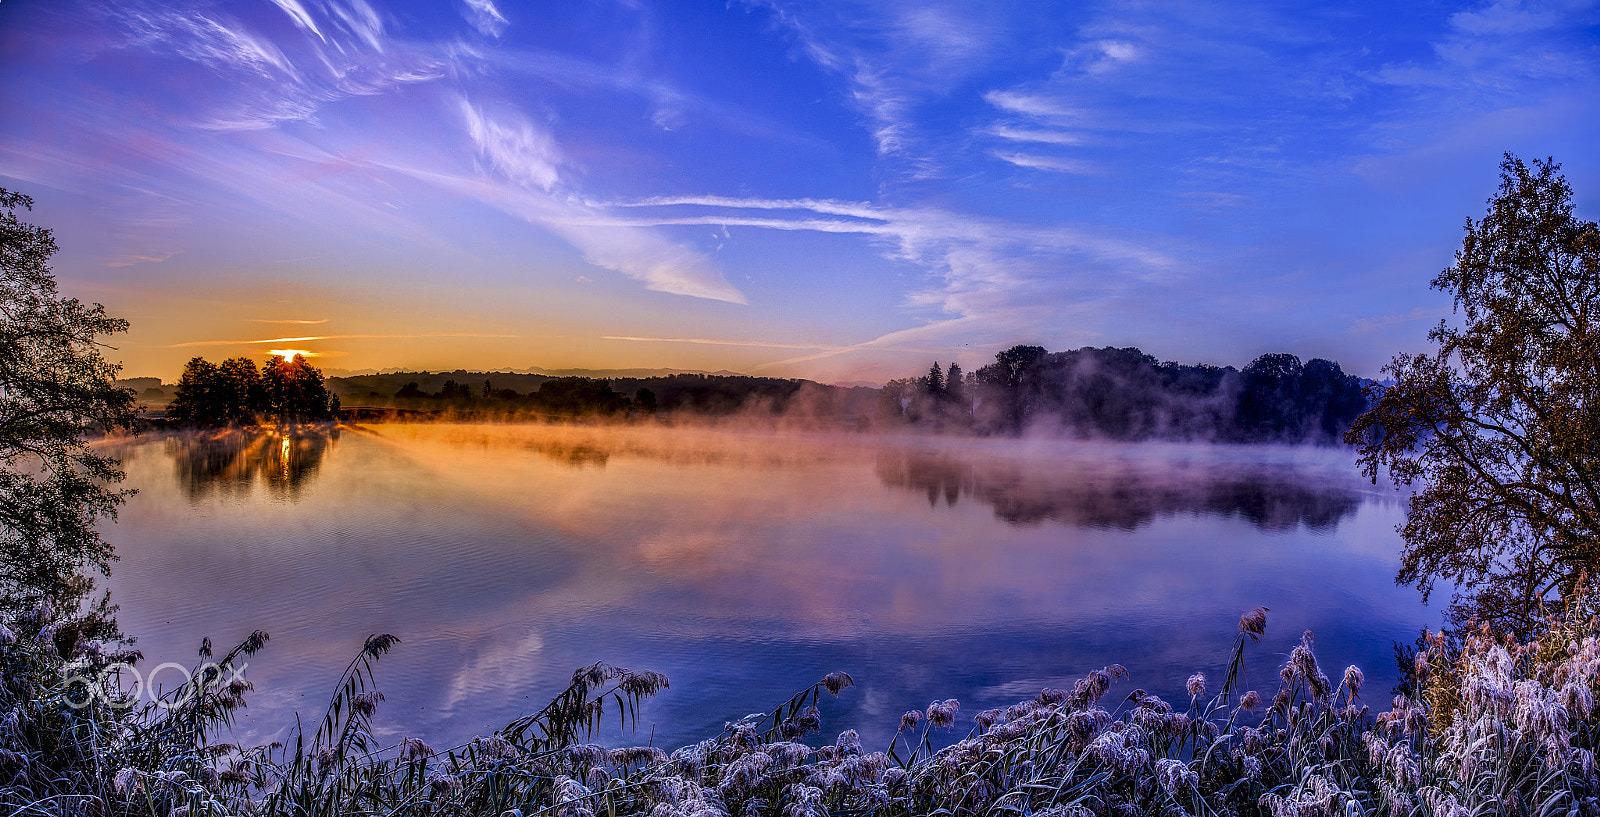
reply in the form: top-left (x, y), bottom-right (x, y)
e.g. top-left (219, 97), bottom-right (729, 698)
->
top-left (2, 0), bottom-right (1598, 384)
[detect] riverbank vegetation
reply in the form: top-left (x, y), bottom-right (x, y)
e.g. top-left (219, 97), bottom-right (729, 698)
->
top-left (4, 153), bottom-right (1600, 817)
top-left (5, 596), bottom-right (1600, 817)
top-left (878, 348), bottom-right (1369, 444)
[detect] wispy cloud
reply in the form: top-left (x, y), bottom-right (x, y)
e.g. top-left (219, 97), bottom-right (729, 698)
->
top-left (462, 0), bottom-right (508, 38)
top-left (602, 336), bottom-right (842, 350)
top-left (166, 332), bottom-right (520, 348)
top-left (43, 0), bottom-right (753, 307)
top-left (250, 318), bottom-right (329, 324)
top-left (460, 99), bottom-right (562, 192)
top-left (991, 152), bottom-right (1100, 174)
top-left (592, 192), bottom-right (1179, 365)
top-left (265, 0), bottom-right (325, 42)
top-left (747, 1), bottom-right (1006, 176)
top-left (108, 250), bottom-right (180, 267)
top-left (109, 0), bottom-right (434, 131)
top-left (986, 125), bottom-right (1089, 146)
top-left (379, 137), bottom-right (750, 304)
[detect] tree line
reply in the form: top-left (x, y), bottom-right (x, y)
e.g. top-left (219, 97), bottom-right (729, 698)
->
top-left (372, 372), bottom-right (877, 419)
top-left (879, 345), bottom-right (1369, 444)
top-left (387, 375), bottom-right (641, 416)
top-left (167, 355), bottom-right (340, 427)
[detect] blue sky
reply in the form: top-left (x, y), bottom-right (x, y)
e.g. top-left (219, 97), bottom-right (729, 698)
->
top-left (2, 0), bottom-right (1597, 382)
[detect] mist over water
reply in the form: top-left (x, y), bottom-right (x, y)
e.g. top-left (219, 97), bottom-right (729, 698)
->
top-left (99, 424), bottom-right (1434, 752)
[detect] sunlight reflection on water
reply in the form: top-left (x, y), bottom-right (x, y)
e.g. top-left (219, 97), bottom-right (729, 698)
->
top-left (101, 424), bottom-right (1435, 752)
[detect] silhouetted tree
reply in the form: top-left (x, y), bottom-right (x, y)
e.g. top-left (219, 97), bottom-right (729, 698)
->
top-left (535, 377), bottom-right (627, 415)
top-left (896, 344), bottom-right (1366, 442)
top-left (945, 362), bottom-right (966, 418)
top-left (975, 345), bottom-right (1047, 432)
top-left (168, 357), bottom-right (232, 427)
top-left (261, 355), bottom-right (339, 423)
top-left (878, 378), bottom-right (915, 423)
top-left (1300, 358), bottom-right (1367, 441)
top-left (635, 387), bottom-right (657, 414)
top-left (1, 188), bottom-right (137, 603)
top-left (395, 381), bottom-right (427, 399)
top-left (219, 356), bottom-right (268, 423)
top-left (1236, 353), bottom-right (1305, 441)
top-left (1347, 155), bottom-right (1600, 633)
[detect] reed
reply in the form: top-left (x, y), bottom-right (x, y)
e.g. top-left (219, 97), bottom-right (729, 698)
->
top-left (4, 598), bottom-right (1598, 817)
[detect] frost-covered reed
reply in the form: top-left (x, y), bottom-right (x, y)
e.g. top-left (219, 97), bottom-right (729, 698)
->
top-left (4, 598), bottom-right (1599, 817)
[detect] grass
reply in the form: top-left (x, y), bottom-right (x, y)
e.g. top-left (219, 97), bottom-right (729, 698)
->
top-left (5, 597), bottom-right (1600, 817)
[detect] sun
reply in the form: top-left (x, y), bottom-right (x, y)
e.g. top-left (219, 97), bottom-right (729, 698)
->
top-left (268, 349), bottom-right (316, 362)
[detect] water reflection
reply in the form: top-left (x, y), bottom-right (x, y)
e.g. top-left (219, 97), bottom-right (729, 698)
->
top-left (519, 437), bottom-right (612, 468)
top-left (103, 424), bottom-right (1424, 754)
top-left (166, 428), bottom-right (338, 499)
top-left (874, 449), bottom-right (1364, 531)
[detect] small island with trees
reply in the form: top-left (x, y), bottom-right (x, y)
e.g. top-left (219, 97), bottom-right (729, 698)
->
top-left (166, 355), bottom-right (341, 427)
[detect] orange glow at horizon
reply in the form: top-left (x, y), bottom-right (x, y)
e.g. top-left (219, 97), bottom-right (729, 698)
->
top-left (268, 349), bottom-right (318, 362)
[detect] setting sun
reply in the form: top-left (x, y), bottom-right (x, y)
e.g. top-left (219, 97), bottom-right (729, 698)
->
top-left (268, 349), bottom-right (316, 362)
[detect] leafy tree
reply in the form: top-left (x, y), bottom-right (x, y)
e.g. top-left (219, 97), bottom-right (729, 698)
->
top-left (1236, 353), bottom-right (1305, 441)
top-left (0, 189), bottom-right (137, 602)
top-left (168, 355), bottom-right (269, 426)
top-left (945, 362), bottom-right (965, 407)
top-left (974, 344), bottom-right (1047, 432)
top-left (634, 387), bottom-right (657, 414)
top-left (168, 356), bottom-right (230, 427)
top-left (261, 354), bottom-right (339, 423)
top-left (925, 362), bottom-right (945, 396)
top-left (877, 377), bottom-right (916, 422)
top-left (535, 377), bottom-right (627, 415)
top-left (219, 355), bottom-right (268, 421)
top-left (1347, 156), bottom-right (1600, 632)
top-left (1300, 358), bottom-right (1368, 441)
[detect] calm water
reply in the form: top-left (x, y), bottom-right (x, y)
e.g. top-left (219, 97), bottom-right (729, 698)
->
top-left (100, 423), bottom-right (1436, 752)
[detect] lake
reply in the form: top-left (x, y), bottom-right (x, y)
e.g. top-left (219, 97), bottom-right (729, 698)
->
top-left (98, 423), bottom-right (1436, 753)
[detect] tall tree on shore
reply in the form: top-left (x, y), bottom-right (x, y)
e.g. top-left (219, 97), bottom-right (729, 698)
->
top-left (976, 345), bottom-right (1047, 432)
top-left (945, 362), bottom-right (966, 419)
top-left (168, 357), bottom-right (229, 427)
top-left (1348, 155), bottom-right (1600, 633)
top-left (261, 354), bottom-right (339, 424)
top-left (169, 356), bottom-right (270, 426)
top-left (0, 189), bottom-right (136, 603)
top-left (925, 362), bottom-right (945, 397)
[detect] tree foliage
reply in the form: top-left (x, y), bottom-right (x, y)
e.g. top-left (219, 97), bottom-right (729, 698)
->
top-left (0, 189), bottom-right (136, 601)
top-left (1347, 155), bottom-right (1600, 632)
top-left (261, 354), bottom-right (339, 423)
top-left (883, 345), bottom-right (1367, 443)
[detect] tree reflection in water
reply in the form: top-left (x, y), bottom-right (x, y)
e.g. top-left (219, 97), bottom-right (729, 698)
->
top-left (874, 449), bottom-right (1364, 531)
top-left (166, 426), bottom-right (339, 500)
